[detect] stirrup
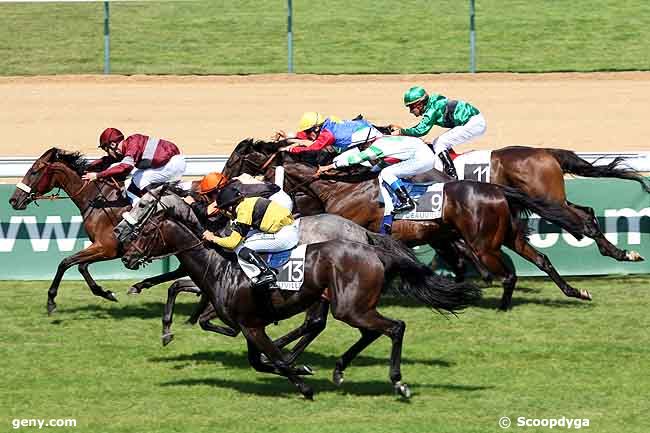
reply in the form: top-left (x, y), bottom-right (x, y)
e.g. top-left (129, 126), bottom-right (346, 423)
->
top-left (393, 198), bottom-right (415, 213)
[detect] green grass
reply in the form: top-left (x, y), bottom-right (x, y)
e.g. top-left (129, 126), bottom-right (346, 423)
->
top-left (0, 1), bottom-right (649, 75)
top-left (1, 276), bottom-right (649, 432)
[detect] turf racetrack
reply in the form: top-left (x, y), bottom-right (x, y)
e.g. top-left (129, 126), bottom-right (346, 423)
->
top-left (1, 277), bottom-right (648, 432)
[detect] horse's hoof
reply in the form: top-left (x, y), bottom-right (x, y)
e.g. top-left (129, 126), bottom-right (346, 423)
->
top-left (332, 369), bottom-right (344, 387)
top-left (260, 353), bottom-right (270, 365)
top-left (580, 290), bottom-right (592, 301)
top-left (297, 365), bottom-right (314, 376)
top-left (626, 251), bottom-right (644, 262)
top-left (127, 286), bottom-right (142, 295)
top-left (105, 291), bottom-right (119, 302)
top-left (301, 385), bottom-right (314, 400)
top-left (47, 302), bottom-right (57, 315)
top-left (394, 381), bottom-right (411, 399)
top-left (161, 333), bottom-right (174, 346)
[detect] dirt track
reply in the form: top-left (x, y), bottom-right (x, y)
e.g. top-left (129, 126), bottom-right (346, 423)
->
top-left (1, 72), bottom-right (649, 157)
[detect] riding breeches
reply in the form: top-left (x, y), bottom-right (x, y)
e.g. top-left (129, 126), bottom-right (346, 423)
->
top-left (131, 154), bottom-right (187, 191)
top-left (378, 150), bottom-right (434, 215)
top-left (433, 113), bottom-right (487, 153)
top-left (269, 190), bottom-right (293, 213)
top-left (237, 219), bottom-right (300, 253)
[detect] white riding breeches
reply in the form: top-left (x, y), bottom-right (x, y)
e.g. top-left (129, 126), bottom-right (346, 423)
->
top-left (235, 220), bottom-right (301, 279)
top-left (237, 219), bottom-right (300, 253)
top-left (131, 154), bottom-right (186, 190)
top-left (269, 190), bottom-right (293, 212)
top-left (378, 150), bottom-right (434, 215)
top-left (433, 113), bottom-right (487, 153)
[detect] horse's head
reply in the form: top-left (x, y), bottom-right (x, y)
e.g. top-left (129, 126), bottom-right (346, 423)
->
top-left (9, 148), bottom-right (88, 210)
top-left (113, 185), bottom-right (203, 267)
top-left (117, 186), bottom-right (206, 268)
top-left (223, 138), bottom-right (285, 178)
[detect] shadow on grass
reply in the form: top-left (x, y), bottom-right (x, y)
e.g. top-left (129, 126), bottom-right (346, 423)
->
top-left (159, 376), bottom-right (491, 398)
top-left (473, 295), bottom-right (595, 310)
top-left (59, 301), bottom-right (199, 321)
top-left (149, 350), bottom-right (453, 370)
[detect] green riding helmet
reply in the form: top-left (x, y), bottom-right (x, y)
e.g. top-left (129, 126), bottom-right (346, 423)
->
top-left (403, 86), bottom-right (428, 106)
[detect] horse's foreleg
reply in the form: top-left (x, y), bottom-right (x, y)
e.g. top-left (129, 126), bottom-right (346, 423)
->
top-left (242, 327), bottom-right (314, 399)
top-left (507, 232), bottom-right (591, 302)
top-left (47, 244), bottom-right (117, 314)
top-left (451, 238), bottom-right (494, 284)
top-left (198, 304), bottom-right (241, 337)
top-left (282, 299), bottom-right (329, 365)
top-left (162, 279), bottom-right (202, 346)
top-left (129, 265), bottom-right (188, 295)
top-left (77, 262), bottom-right (118, 302)
top-left (476, 249), bottom-right (516, 310)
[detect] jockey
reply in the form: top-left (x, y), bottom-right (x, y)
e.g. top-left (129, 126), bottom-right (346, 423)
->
top-left (83, 128), bottom-right (186, 204)
top-left (202, 187), bottom-right (299, 294)
top-left (184, 171), bottom-right (293, 218)
top-left (391, 86), bottom-right (486, 179)
top-left (317, 131), bottom-right (435, 234)
top-left (275, 112), bottom-right (382, 155)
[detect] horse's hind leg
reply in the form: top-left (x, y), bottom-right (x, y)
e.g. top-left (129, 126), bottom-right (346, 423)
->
top-left (506, 232), bottom-right (591, 302)
top-left (47, 244), bottom-right (117, 314)
top-left (161, 279), bottom-right (202, 346)
top-left (128, 265), bottom-right (188, 295)
top-left (452, 239), bottom-right (494, 284)
top-left (332, 309), bottom-right (409, 398)
top-left (568, 201), bottom-right (644, 262)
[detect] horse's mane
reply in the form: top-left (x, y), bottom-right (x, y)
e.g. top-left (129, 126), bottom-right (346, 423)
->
top-left (280, 149), bottom-right (379, 184)
top-left (48, 148), bottom-right (90, 175)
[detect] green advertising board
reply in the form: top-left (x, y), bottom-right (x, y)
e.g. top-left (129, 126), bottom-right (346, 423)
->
top-left (0, 186), bottom-right (169, 280)
top-left (1, 179), bottom-right (649, 280)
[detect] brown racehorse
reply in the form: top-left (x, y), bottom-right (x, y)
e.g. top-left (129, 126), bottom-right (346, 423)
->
top-left (119, 191), bottom-right (481, 399)
top-left (387, 132), bottom-right (650, 262)
top-left (488, 146), bottom-right (647, 261)
top-left (222, 139), bottom-right (591, 310)
top-left (8, 148), bottom-right (187, 314)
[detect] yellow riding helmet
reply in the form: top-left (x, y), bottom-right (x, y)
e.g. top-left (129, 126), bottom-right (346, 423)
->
top-left (297, 112), bottom-right (325, 132)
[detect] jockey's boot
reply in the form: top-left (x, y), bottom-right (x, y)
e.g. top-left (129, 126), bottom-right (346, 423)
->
top-left (439, 150), bottom-right (458, 179)
top-left (393, 186), bottom-right (416, 213)
top-left (380, 215), bottom-right (393, 235)
top-left (244, 250), bottom-right (279, 292)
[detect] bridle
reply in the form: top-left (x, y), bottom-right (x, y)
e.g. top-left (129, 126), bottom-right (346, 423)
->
top-left (126, 208), bottom-right (204, 268)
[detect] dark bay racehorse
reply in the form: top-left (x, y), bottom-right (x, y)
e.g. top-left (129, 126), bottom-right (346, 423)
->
top-left (222, 139), bottom-right (592, 310)
top-left (119, 192), bottom-right (481, 399)
top-left (115, 187), bottom-right (397, 351)
top-left (8, 148), bottom-right (187, 313)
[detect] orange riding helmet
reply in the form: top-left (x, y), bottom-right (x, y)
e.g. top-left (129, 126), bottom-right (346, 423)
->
top-left (198, 172), bottom-right (228, 195)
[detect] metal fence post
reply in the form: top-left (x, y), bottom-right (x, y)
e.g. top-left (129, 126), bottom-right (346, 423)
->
top-left (469, 0), bottom-right (476, 73)
top-left (104, 1), bottom-right (110, 74)
top-left (287, 0), bottom-right (293, 73)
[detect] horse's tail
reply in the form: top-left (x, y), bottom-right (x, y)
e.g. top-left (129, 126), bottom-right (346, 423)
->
top-left (547, 148), bottom-right (650, 193)
top-left (499, 185), bottom-right (585, 239)
top-left (367, 233), bottom-right (482, 314)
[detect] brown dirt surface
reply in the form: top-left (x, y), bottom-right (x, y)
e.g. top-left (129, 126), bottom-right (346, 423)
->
top-left (1, 72), bottom-right (649, 157)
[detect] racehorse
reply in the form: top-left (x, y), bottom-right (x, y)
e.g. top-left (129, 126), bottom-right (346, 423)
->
top-left (119, 191), bottom-right (482, 399)
top-left (8, 148), bottom-right (187, 314)
top-left (115, 186), bottom-right (401, 354)
top-left (221, 139), bottom-right (592, 310)
top-left (374, 127), bottom-right (649, 263)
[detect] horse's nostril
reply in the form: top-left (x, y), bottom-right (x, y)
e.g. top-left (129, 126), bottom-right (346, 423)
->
top-left (8, 198), bottom-right (16, 206)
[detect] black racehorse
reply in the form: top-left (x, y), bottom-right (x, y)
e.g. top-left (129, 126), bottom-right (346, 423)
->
top-left (118, 191), bottom-right (481, 399)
